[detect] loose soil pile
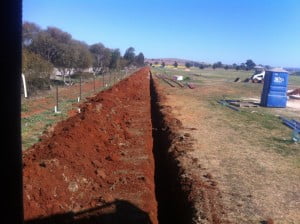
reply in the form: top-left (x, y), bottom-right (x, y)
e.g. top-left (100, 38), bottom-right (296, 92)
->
top-left (23, 67), bottom-right (228, 224)
top-left (23, 68), bottom-right (157, 223)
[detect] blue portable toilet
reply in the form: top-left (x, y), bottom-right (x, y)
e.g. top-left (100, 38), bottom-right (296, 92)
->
top-left (260, 68), bottom-right (289, 107)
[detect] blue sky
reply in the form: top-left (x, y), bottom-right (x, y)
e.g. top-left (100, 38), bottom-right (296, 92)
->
top-left (23, 0), bottom-right (300, 67)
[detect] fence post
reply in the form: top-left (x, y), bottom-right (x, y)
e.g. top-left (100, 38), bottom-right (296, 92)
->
top-left (79, 76), bottom-right (82, 101)
top-left (109, 71), bottom-right (111, 86)
top-left (93, 74), bottom-right (96, 92)
top-left (21, 73), bottom-right (28, 98)
top-left (56, 85), bottom-right (58, 110)
top-left (102, 73), bottom-right (105, 88)
top-left (54, 85), bottom-right (60, 113)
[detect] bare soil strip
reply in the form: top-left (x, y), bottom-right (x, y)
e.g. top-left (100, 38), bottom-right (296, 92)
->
top-left (23, 68), bottom-right (157, 223)
top-left (151, 74), bottom-right (228, 224)
top-left (23, 67), bottom-right (227, 224)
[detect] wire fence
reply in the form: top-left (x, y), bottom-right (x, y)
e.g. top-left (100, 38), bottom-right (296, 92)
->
top-left (21, 68), bottom-right (138, 150)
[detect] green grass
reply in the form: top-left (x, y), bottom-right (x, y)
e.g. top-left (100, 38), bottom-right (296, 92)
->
top-left (21, 92), bottom-right (94, 150)
top-left (207, 94), bottom-right (300, 158)
top-left (152, 67), bottom-right (300, 87)
top-left (152, 67), bottom-right (253, 83)
top-left (21, 103), bottom-right (29, 112)
top-left (22, 110), bottom-right (62, 149)
top-left (21, 91), bottom-right (92, 150)
top-left (169, 66), bottom-right (299, 158)
top-left (289, 74), bottom-right (300, 86)
top-left (21, 69), bottom-right (134, 150)
top-left (228, 108), bottom-right (296, 154)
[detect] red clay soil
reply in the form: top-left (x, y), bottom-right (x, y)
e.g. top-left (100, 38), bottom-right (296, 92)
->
top-left (23, 68), bottom-right (157, 224)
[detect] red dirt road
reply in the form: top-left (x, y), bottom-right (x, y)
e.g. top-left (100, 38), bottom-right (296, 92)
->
top-left (23, 68), bottom-right (157, 223)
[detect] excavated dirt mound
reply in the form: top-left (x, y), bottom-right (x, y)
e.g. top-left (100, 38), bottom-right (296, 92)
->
top-left (23, 67), bottom-right (228, 224)
top-left (23, 68), bottom-right (158, 224)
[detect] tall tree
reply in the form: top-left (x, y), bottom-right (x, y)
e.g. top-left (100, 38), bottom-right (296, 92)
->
top-left (55, 41), bottom-right (92, 83)
top-left (73, 41), bottom-right (92, 72)
top-left (173, 61), bottom-right (178, 68)
top-left (245, 59), bottom-right (256, 70)
top-left (54, 43), bottom-right (78, 83)
top-left (123, 47), bottom-right (135, 65)
top-left (28, 31), bottom-right (63, 64)
top-left (45, 27), bottom-right (72, 44)
top-left (22, 21), bottom-right (41, 46)
top-left (185, 62), bottom-right (192, 68)
top-left (240, 63), bottom-right (246, 70)
top-left (135, 52), bottom-right (145, 66)
top-left (212, 61), bottom-right (223, 69)
top-left (89, 43), bottom-right (111, 74)
top-left (109, 49), bottom-right (121, 69)
top-left (22, 48), bottom-right (54, 92)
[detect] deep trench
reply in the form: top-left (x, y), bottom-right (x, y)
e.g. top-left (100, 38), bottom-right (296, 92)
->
top-left (150, 74), bottom-right (194, 224)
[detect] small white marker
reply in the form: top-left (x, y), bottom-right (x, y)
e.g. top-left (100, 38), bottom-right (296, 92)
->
top-left (54, 106), bottom-right (61, 114)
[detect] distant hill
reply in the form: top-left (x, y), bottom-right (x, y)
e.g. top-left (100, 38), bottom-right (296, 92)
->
top-left (283, 67), bottom-right (300, 73)
top-left (291, 72), bottom-right (300, 76)
top-left (146, 58), bottom-right (300, 72)
top-left (145, 58), bottom-right (206, 66)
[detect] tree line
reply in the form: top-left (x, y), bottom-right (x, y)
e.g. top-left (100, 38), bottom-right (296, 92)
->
top-left (22, 21), bottom-right (145, 90)
top-left (151, 59), bottom-right (269, 71)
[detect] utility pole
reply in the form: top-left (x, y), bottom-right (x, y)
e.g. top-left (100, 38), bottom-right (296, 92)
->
top-left (79, 76), bottom-right (82, 101)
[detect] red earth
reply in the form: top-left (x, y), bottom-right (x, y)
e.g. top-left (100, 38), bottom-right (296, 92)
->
top-left (23, 67), bottom-right (229, 224)
top-left (23, 68), bottom-right (158, 223)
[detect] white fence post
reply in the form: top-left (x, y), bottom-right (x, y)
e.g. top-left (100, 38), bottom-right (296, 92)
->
top-left (21, 73), bottom-right (28, 98)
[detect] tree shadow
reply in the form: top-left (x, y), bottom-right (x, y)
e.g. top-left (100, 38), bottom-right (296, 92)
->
top-left (25, 199), bottom-right (152, 224)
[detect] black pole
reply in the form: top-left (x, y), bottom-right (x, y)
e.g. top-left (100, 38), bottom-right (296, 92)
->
top-left (93, 75), bottom-right (96, 92)
top-left (79, 76), bottom-right (82, 100)
top-left (109, 71), bottom-right (111, 86)
top-left (2, 0), bottom-right (24, 223)
top-left (56, 85), bottom-right (59, 111)
top-left (102, 73), bottom-right (104, 88)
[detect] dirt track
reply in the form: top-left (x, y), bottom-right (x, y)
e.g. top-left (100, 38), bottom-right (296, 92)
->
top-left (23, 67), bottom-right (227, 224)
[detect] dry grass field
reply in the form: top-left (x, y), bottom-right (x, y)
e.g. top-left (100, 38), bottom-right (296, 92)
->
top-left (152, 67), bottom-right (300, 223)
